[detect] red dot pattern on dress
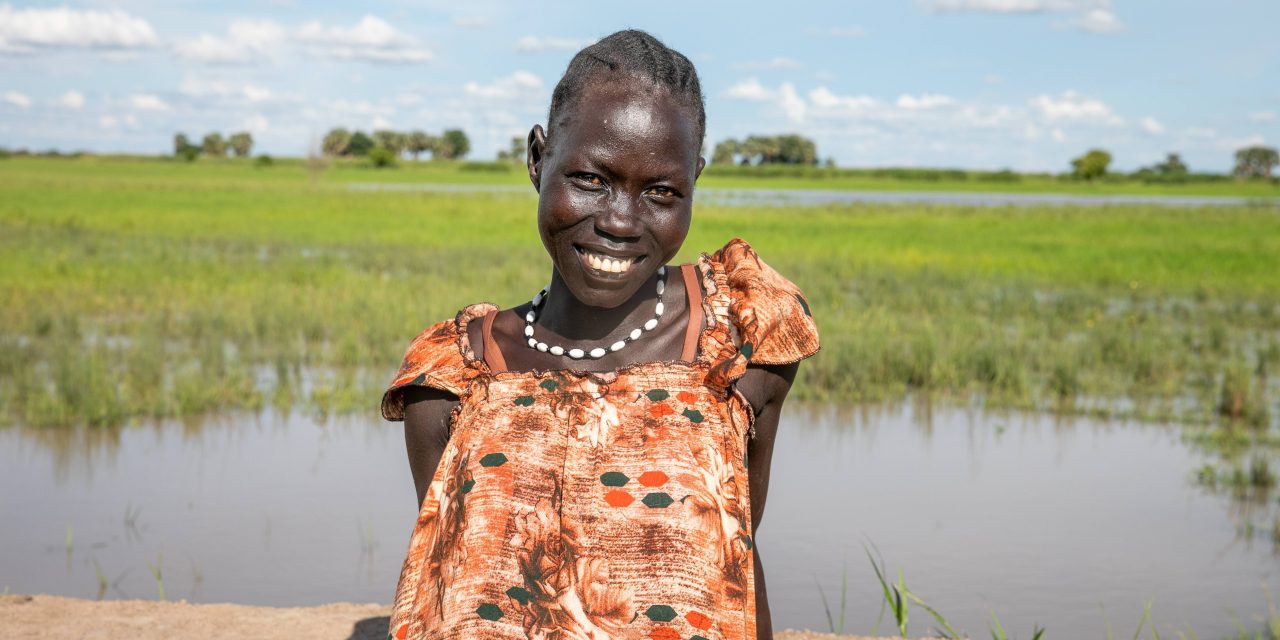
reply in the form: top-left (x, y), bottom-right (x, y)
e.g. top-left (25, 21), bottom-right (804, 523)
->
top-left (648, 627), bottom-right (680, 640)
top-left (685, 610), bottom-right (713, 630)
top-left (648, 403), bottom-right (676, 418)
top-left (604, 490), bottom-right (635, 507)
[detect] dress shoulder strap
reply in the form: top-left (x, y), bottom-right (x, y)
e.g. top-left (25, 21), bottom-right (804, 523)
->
top-left (480, 308), bottom-right (509, 373)
top-left (679, 263), bottom-right (704, 362)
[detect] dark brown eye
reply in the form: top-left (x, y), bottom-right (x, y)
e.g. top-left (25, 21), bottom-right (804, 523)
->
top-left (572, 173), bottom-right (603, 186)
top-left (647, 186), bottom-right (677, 199)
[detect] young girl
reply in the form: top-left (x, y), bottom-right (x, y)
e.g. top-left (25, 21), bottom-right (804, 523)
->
top-left (381, 30), bottom-right (819, 640)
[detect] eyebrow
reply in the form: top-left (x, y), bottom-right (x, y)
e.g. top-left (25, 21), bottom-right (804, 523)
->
top-left (572, 149), bottom-right (694, 184)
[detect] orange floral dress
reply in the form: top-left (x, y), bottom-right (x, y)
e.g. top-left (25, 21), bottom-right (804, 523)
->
top-left (380, 238), bottom-right (819, 640)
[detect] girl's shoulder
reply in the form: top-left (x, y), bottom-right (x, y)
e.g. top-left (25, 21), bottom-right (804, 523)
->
top-left (379, 303), bottom-right (495, 421)
top-left (701, 237), bottom-right (820, 368)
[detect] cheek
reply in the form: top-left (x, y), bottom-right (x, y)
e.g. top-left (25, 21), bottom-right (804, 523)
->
top-left (537, 189), bottom-right (588, 253)
top-left (653, 210), bottom-right (692, 259)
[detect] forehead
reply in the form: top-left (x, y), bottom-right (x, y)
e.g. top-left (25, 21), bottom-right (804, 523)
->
top-left (551, 82), bottom-right (700, 160)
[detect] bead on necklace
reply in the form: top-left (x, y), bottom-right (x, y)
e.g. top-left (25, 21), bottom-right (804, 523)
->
top-left (525, 266), bottom-right (667, 359)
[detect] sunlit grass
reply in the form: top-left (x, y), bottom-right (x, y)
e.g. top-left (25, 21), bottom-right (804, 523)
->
top-left (1, 156), bottom-right (1278, 428)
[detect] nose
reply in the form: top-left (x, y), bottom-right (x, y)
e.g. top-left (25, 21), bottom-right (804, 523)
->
top-left (594, 192), bottom-right (642, 239)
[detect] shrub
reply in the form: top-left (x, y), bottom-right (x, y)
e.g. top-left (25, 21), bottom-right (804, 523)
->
top-left (367, 146), bottom-right (397, 168)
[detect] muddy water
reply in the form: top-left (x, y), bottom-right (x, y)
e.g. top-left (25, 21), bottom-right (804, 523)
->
top-left (0, 404), bottom-right (1270, 637)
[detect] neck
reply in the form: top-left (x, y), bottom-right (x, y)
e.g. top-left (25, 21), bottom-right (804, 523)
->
top-left (538, 269), bottom-right (661, 341)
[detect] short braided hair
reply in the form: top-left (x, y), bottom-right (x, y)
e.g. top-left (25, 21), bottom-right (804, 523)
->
top-left (548, 29), bottom-right (705, 149)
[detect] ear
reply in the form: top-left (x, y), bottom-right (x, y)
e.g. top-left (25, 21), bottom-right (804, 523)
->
top-left (527, 125), bottom-right (547, 193)
top-left (694, 155), bottom-right (706, 181)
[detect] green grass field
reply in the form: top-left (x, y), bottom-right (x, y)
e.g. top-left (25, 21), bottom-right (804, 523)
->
top-left (20, 152), bottom-right (1280, 196)
top-left (1, 156), bottom-right (1278, 428)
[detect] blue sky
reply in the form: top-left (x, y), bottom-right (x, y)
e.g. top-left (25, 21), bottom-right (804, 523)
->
top-left (0, 0), bottom-right (1276, 172)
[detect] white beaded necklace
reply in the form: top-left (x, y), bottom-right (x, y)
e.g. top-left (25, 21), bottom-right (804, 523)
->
top-left (525, 266), bottom-right (667, 359)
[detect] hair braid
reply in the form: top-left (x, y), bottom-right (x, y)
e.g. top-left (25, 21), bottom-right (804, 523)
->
top-left (548, 29), bottom-right (705, 147)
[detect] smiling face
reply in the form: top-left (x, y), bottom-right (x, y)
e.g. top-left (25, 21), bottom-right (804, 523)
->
top-left (528, 80), bottom-right (705, 309)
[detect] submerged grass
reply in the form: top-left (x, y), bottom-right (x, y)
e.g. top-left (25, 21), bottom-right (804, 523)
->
top-left (1, 157), bottom-right (1278, 428)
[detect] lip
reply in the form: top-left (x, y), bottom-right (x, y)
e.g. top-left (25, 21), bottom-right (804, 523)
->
top-left (574, 243), bottom-right (646, 260)
top-left (575, 251), bottom-right (632, 282)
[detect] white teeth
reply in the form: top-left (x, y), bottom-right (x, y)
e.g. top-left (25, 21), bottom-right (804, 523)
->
top-left (583, 250), bottom-right (634, 273)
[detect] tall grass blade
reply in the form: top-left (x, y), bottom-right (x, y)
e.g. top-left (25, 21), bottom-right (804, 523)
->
top-left (895, 569), bottom-right (909, 636)
top-left (904, 588), bottom-right (960, 639)
top-left (147, 549), bottom-right (165, 601)
top-left (815, 576), bottom-right (835, 634)
top-left (989, 609), bottom-right (1008, 640)
top-left (1132, 600), bottom-right (1153, 640)
top-left (864, 545), bottom-right (894, 636)
top-left (838, 559), bottom-right (848, 635)
top-left (92, 559), bottom-right (107, 600)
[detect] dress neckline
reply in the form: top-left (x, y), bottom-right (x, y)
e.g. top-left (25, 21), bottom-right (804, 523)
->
top-left (465, 259), bottom-right (716, 379)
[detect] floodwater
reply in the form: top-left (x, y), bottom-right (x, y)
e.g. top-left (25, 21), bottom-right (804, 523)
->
top-left (0, 404), bottom-right (1272, 638)
top-left (347, 181), bottom-right (1278, 208)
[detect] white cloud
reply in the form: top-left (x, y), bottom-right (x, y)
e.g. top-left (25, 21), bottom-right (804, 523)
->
top-left (3, 90), bottom-right (31, 108)
top-left (464, 71), bottom-right (545, 101)
top-left (296, 15), bottom-right (432, 63)
top-left (1051, 128), bottom-right (1067, 142)
top-left (1249, 110), bottom-right (1276, 123)
top-left (922, 0), bottom-right (1084, 13)
top-left (129, 94), bottom-right (170, 111)
top-left (984, 74), bottom-right (1003, 85)
top-left (1070, 7), bottom-right (1123, 32)
top-left (56, 90), bottom-right (84, 109)
top-left (921, 0), bottom-right (1124, 33)
top-left (724, 78), bottom-right (774, 101)
top-left (734, 56), bottom-right (802, 71)
top-left (1029, 90), bottom-right (1122, 125)
top-left (825, 26), bottom-right (866, 37)
top-left (896, 93), bottom-right (956, 109)
top-left (1139, 116), bottom-right (1164, 135)
top-left (0, 5), bottom-right (159, 53)
top-left (515, 36), bottom-right (592, 53)
top-left (98, 115), bottom-right (117, 128)
top-left (174, 20), bottom-right (283, 64)
top-left (178, 76), bottom-right (275, 105)
top-left (809, 87), bottom-right (877, 111)
top-left (240, 114), bottom-right (269, 133)
top-left (1185, 127), bottom-right (1216, 139)
top-left (726, 80), bottom-right (890, 124)
top-left (779, 83), bottom-right (806, 123)
top-left (454, 17), bottom-right (488, 29)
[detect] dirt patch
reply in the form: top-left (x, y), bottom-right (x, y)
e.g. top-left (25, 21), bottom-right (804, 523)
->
top-left (0, 594), bottom-right (927, 639)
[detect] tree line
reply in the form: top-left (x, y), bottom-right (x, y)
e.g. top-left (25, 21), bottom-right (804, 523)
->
top-left (173, 132), bottom-right (253, 161)
top-left (320, 127), bottom-right (470, 163)
top-left (712, 134), bottom-right (823, 166)
top-left (157, 124), bottom-right (1277, 181)
top-left (1069, 145), bottom-right (1278, 182)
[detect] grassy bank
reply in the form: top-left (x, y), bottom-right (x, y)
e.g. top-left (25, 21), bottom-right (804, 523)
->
top-left (15, 153), bottom-right (1280, 197)
top-left (1, 156), bottom-right (1277, 428)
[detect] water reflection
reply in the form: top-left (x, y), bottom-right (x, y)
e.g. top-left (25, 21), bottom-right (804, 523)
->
top-left (0, 403), bottom-right (1276, 637)
top-left (346, 182), bottom-right (1278, 208)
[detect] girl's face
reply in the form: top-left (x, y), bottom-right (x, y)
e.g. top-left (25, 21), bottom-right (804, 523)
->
top-left (528, 82), bottom-right (705, 309)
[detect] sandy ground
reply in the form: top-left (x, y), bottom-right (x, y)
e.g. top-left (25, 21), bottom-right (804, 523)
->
top-left (0, 594), bottom-right (932, 640)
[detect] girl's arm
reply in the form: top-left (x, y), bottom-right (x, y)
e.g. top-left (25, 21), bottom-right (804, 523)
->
top-left (737, 361), bottom-right (800, 531)
top-left (402, 386), bottom-right (460, 508)
top-left (736, 361), bottom-right (800, 640)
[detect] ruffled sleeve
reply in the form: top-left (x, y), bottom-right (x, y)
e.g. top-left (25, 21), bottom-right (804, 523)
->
top-left (379, 304), bottom-right (491, 421)
top-left (703, 238), bottom-right (820, 387)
